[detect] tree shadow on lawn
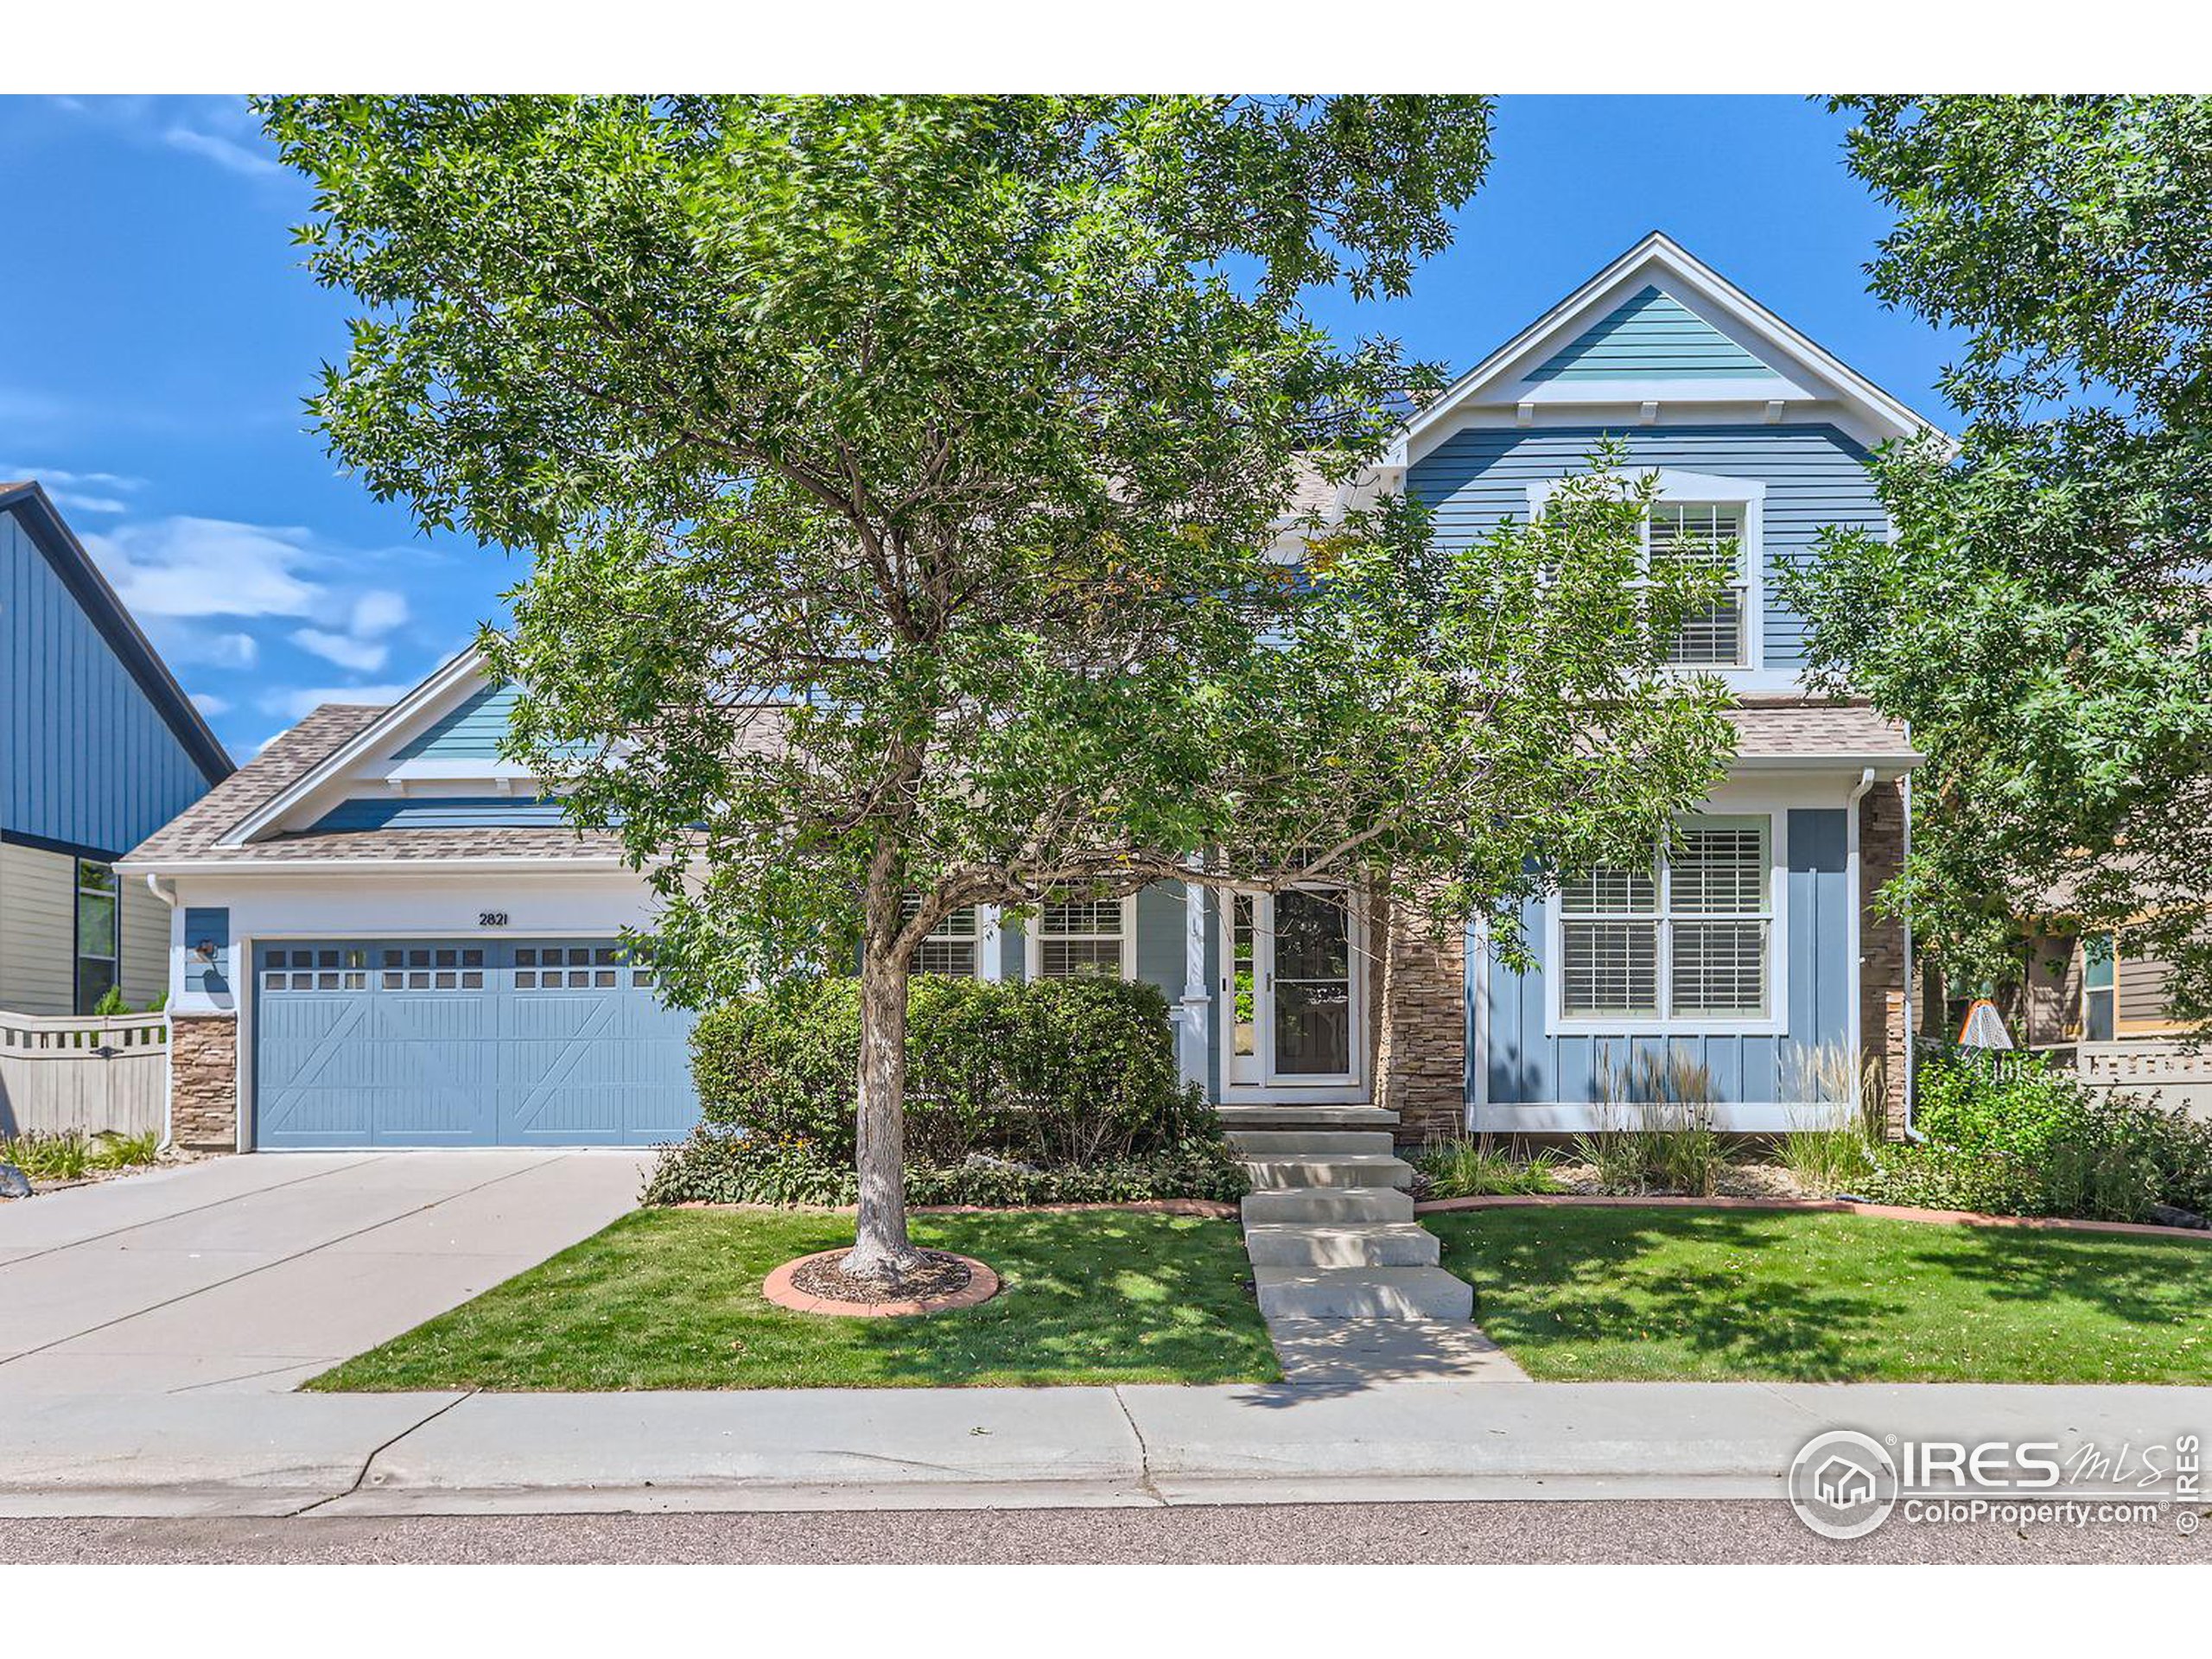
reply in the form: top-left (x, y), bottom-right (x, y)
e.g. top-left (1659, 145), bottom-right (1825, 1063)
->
top-left (315, 1206), bottom-right (1278, 1391)
top-left (1432, 1207), bottom-right (2212, 1384)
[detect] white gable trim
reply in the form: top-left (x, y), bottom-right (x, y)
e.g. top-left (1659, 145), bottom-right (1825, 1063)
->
top-left (220, 645), bottom-right (511, 848)
top-left (1393, 232), bottom-right (1939, 466)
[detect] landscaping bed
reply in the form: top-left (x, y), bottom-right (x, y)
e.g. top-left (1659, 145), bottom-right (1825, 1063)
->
top-left (1431, 1204), bottom-right (2212, 1384)
top-left (308, 1205), bottom-right (1278, 1391)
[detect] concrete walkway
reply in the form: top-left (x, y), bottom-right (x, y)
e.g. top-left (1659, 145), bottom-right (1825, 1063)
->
top-left (0, 1380), bottom-right (2201, 1517)
top-left (0, 1150), bottom-right (652, 1395)
top-left (1230, 1120), bottom-right (1524, 1382)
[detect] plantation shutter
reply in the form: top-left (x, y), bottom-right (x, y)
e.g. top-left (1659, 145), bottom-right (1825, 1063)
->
top-left (1668, 823), bottom-right (1769, 1015)
top-left (1650, 502), bottom-right (1746, 668)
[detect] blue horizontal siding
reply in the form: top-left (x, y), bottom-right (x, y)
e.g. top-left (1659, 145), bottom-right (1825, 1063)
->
top-left (1530, 287), bottom-right (1774, 381)
top-left (1484, 807), bottom-right (1850, 1106)
top-left (395, 681), bottom-right (522, 760)
top-left (309, 795), bottom-right (574, 831)
top-left (2, 512), bottom-right (217, 855)
top-left (1408, 424), bottom-right (1885, 669)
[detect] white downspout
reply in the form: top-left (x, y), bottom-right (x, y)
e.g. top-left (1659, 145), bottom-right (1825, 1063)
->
top-left (143, 873), bottom-right (179, 1153)
top-left (1845, 768), bottom-right (1875, 1133)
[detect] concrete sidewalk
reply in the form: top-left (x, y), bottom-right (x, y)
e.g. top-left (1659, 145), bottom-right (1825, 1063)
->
top-left (3, 1380), bottom-right (2202, 1517)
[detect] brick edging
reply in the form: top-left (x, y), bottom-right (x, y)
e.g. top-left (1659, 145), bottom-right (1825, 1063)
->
top-left (760, 1249), bottom-right (1002, 1318)
top-left (1413, 1192), bottom-right (2212, 1242)
top-left (673, 1198), bottom-right (1240, 1219)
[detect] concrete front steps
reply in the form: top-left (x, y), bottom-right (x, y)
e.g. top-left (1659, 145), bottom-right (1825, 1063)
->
top-left (1225, 1126), bottom-right (1478, 1326)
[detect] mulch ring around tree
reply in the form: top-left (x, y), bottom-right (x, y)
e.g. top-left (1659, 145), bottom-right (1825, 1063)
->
top-left (763, 1247), bottom-right (1002, 1318)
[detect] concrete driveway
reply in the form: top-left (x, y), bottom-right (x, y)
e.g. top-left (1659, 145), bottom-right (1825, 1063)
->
top-left (0, 1151), bottom-right (651, 1395)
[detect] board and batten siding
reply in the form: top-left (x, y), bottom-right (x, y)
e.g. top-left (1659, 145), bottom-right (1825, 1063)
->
top-left (1484, 808), bottom-right (1850, 1108)
top-left (1407, 424), bottom-right (1886, 669)
top-left (1, 512), bottom-right (217, 858)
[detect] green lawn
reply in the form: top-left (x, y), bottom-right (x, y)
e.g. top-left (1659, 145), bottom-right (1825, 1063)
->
top-left (1432, 1205), bottom-right (2212, 1384)
top-left (310, 1207), bottom-right (1277, 1391)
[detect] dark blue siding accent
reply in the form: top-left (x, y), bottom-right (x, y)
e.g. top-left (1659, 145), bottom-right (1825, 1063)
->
top-left (183, 907), bottom-right (229, 995)
top-left (252, 938), bottom-right (697, 1147)
top-left (1531, 287), bottom-right (1774, 380)
top-left (1408, 424), bottom-right (1885, 668)
top-left (1483, 807), bottom-right (1851, 1106)
top-left (394, 681), bottom-right (521, 760)
top-left (1135, 881), bottom-right (1185, 1000)
top-left (2, 509), bottom-right (226, 855)
top-left (308, 794), bottom-right (573, 831)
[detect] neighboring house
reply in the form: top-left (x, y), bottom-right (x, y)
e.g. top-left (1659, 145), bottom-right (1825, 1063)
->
top-left (2010, 911), bottom-right (2210, 1118)
top-left (1, 481), bottom-right (232, 1015)
top-left (120, 234), bottom-right (1925, 1153)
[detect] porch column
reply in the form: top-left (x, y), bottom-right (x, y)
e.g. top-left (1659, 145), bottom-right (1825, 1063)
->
top-left (1178, 870), bottom-right (1211, 1092)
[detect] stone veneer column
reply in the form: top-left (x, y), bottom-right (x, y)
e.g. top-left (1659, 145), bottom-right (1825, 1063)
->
top-left (1859, 780), bottom-right (1911, 1140)
top-left (1373, 891), bottom-right (1469, 1147)
top-left (168, 1013), bottom-right (239, 1152)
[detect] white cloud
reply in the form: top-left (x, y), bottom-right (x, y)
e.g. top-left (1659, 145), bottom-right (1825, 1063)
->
top-left (1, 464), bottom-right (146, 493)
top-left (156, 626), bottom-right (260, 671)
top-left (290, 627), bottom-right (390, 674)
top-left (85, 516), bottom-right (324, 620)
top-left (189, 692), bottom-right (232, 717)
top-left (258, 683), bottom-right (413, 722)
top-left (162, 125), bottom-right (283, 180)
top-left (51, 493), bottom-right (131, 514)
top-left (350, 589), bottom-right (410, 637)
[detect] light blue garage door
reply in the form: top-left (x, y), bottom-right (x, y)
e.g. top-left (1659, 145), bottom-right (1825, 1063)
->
top-left (252, 939), bottom-right (700, 1148)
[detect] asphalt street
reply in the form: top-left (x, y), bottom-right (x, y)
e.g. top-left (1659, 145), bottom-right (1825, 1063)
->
top-left (3, 1500), bottom-right (2203, 1565)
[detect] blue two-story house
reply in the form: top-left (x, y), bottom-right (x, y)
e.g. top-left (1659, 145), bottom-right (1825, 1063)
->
top-left (123, 234), bottom-right (1924, 1152)
top-left (2, 481), bottom-right (232, 1016)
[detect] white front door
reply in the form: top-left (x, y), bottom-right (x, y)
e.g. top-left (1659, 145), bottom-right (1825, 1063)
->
top-left (1219, 887), bottom-right (1364, 1100)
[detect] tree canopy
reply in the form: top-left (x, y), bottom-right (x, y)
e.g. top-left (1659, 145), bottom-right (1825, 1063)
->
top-left (1791, 95), bottom-right (2212, 1026)
top-left (264, 94), bottom-right (1735, 1272)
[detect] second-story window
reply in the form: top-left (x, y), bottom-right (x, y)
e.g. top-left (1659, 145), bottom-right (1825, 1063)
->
top-left (1649, 502), bottom-right (1749, 669)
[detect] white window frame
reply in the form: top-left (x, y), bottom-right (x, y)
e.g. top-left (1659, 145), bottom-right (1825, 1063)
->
top-left (1024, 893), bottom-right (1138, 981)
top-left (1526, 470), bottom-right (1765, 673)
top-left (1544, 810), bottom-right (1789, 1036)
top-left (904, 899), bottom-right (989, 979)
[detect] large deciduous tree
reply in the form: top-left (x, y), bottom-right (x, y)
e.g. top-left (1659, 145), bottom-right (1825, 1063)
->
top-left (1792, 95), bottom-right (2212, 1027)
top-left (264, 95), bottom-right (1733, 1278)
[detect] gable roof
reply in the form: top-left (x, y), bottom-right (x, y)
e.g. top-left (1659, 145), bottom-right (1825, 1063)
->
top-left (1, 480), bottom-right (233, 786)
top-left (1390, 232), bottom-right (1940, 464)
top-left (1530, 285), bottom-right (1777, 381)
top-left (119, 700), bottom-right (624, 869)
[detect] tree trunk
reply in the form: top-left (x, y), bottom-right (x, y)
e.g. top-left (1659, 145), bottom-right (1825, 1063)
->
top-left (844, 847), bottom-right (920, 1281)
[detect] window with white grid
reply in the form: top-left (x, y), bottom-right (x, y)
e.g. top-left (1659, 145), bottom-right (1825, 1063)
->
top-left (1558, 817), bottom-right (1771, 1020)
top-left (1648, 502), bottom-right (1748, 668)
top-left (1667, 823), bottom-right (1770, 1015)
top-left (1033, 896), bottom-right (1128, 979)
top-left (903, 899), bottom-right (982, 977)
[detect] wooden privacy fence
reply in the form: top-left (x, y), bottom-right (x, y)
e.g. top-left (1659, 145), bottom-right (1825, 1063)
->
top-left (0, 1012), bottom-right (168, 1141)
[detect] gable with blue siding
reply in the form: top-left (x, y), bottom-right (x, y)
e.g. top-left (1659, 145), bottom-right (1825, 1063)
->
top-left (394, 681), bottom-right (524, 760)
top-left (1529, 286), bottom-right (1776, 381)
top-left (308, 795), bottom-right (582, 832)
top-left (2, 499), bottom-right (230, 858)
top-left (1408, 424), bottom-right (1885, 667)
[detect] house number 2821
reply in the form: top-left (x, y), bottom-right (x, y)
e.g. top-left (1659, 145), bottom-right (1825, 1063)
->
top-left (479, 911), bottom-right (509, 927)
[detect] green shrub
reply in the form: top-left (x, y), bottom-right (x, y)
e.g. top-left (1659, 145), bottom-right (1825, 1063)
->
top-left (1779, 1127), bottom-right (1878, 1198)
top-left (1860, 1052), bottom-right (2212, 1222)
top-left (1414, 1135), bottom-right (1561, 1198)
top-left (655, 973), bottom-right (1243, 1209)
top-left (1, 1129), bottom-right (162, 1181)
top-left (645, 1128), bottom-right (1246, 1208)
top-left (1570, 1049), bottom-right (1732, 1195)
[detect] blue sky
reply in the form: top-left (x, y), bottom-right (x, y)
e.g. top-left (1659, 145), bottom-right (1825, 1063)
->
top-left (0, 93), bottom-right (1957, 760)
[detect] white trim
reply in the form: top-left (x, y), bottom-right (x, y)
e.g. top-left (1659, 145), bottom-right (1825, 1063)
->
top-left (1844, 768), bottom-right (1875, 1084)
top-left (1473, 1098), bottom-right (1857, 1135)
top-left (976, 905), bottom-right (1004, 983)
top-left (379, 760), bottom-right (539, 784)
top-left (1468, 913), bottom-right (1490, 1134)
top-left (1021, 893), bottom-right (1136, 982)
top-left (1527, 469), bottom-right (1767, 673)
top-left (1213, 885), bottom-right (1370, 1105)
top-left (1400, 232), bottom-right (1941, 463)
top-left (1543, 810), bottom-right (1790, 1038)
top-left (1176, 872), bottom-right (1211, 1091)
top-left (223, 645), bottom-right (493, 847)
